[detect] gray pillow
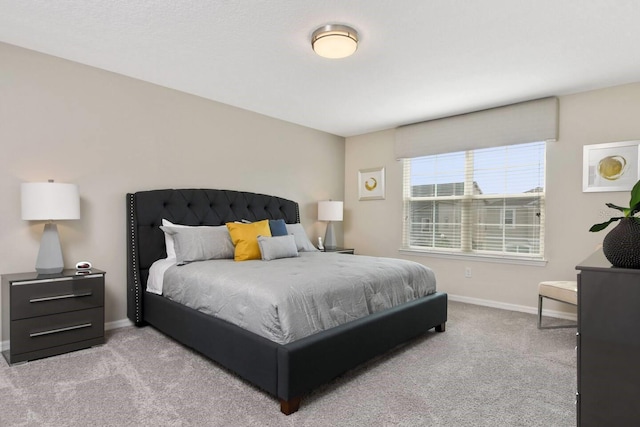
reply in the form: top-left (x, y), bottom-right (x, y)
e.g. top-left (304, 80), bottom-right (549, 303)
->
top-left (160, 225), bottom-right (234, 264)
top-left (285, 223), bottom-right (319, 252)
top-left (257, 235), bottom-right (299, 261)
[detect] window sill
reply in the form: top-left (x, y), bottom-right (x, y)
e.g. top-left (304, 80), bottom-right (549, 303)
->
top-left (398, 249), bottom-right (547, 267)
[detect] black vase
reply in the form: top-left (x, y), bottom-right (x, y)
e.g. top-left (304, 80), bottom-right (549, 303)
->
top-left (602, 217), bottom-right (640, 268)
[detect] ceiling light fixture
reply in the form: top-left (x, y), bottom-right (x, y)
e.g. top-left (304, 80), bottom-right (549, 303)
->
top-left (311, 24), bottom-right (358, 59)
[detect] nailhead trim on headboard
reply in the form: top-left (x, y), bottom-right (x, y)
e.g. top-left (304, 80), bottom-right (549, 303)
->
top-left (127, 193), bottom-right (142, 324)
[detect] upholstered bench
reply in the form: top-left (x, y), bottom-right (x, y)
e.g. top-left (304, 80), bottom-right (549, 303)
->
top-left (537, 280), bottom-right (577, 329)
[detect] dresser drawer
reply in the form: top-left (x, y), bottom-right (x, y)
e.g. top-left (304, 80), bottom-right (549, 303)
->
top-left (10, 307), bottom-right (104, 355)
top-left (10, 276), bottom-right (104, 320)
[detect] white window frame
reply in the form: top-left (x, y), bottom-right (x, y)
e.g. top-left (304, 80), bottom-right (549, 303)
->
top-left (502, 208), bottom-right (516, 228)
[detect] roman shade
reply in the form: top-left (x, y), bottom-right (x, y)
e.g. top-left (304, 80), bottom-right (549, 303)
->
top-left (394, 97), bottom-right (558, 159)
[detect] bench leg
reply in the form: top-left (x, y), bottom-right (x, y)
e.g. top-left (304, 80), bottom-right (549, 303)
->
top-left (537, 295), bottom-right (543, 329)
top-left (538, 295), bottom-right (577, 329)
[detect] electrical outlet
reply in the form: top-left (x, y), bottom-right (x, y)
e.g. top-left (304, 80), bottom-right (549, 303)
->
top-left (464, 267), bottom-right (472, 278)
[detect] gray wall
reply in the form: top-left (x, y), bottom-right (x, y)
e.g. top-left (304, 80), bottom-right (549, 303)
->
top-left (345, 82), bottom-right (640, 315)
top-left (0, 42), bottom-right (345, 338)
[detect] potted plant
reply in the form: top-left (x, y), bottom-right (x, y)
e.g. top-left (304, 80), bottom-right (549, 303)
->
top-left (590, 179), bottom-right (640, 268)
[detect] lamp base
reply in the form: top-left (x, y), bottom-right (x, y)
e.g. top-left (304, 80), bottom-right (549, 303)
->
top-left (324, 221), bottom-right (337, 249)
top-left (35, 223), bottom-right (64, 274)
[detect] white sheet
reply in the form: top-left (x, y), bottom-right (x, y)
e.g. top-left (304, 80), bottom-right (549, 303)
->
top-left (146, 257), bottom-right (177, 295)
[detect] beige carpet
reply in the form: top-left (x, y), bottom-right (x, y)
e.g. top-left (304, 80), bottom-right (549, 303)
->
top-left (0, 301), bottom-right (576, 426)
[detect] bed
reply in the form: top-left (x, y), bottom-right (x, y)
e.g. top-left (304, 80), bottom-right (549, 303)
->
top-left (126, 188), bottom-right (447, 414)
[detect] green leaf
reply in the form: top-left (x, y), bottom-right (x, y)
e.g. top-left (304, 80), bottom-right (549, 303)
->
top-left (630, 179), bottom-right (640, 211)
top-left (589, 217), bottom-right (623, 232)
top-left (605, 203), bottom-right (627, 212)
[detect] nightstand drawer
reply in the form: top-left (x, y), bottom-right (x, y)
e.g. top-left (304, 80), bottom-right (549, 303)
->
top-left (10, 307), bottom-right (104, 355)
top-left (322, 248), bottom-right (355, 254)
top-left (10, 276), bottom-right (104, 320)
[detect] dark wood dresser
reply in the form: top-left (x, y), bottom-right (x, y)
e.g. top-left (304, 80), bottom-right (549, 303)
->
top-left (2, 269), bottom-right (105, 365)
top-left (576, 250), bottom-right (640, 426)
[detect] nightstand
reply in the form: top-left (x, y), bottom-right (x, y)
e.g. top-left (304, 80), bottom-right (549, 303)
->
top-left (322, 247), bottom-right (355, 254)
top-left (1, 269), bottom-right (105, 365)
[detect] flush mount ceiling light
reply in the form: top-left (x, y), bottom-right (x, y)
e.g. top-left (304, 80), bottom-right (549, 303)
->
top-left (311, 24), bottom-right (359, 59)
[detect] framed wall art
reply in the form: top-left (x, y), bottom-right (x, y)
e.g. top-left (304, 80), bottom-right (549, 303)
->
top-left (358, 167), bottom-right (385, 200)
top-left (583, 140), bottom-right (640, 192)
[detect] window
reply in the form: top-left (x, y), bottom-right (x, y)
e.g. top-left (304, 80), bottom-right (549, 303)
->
top-left (402, 141), bottom-right (545, 259)
top-left (502, 209), bottom-right (516, 227)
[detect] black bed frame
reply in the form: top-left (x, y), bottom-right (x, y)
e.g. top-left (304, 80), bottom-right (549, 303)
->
top-left (126, 189), bottom-right (447, 414)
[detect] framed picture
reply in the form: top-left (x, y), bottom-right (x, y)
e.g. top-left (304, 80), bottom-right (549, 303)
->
top-left (358, 167), bottom-right (385, 200)
top-left (583, 140), bottom-right (640, 192)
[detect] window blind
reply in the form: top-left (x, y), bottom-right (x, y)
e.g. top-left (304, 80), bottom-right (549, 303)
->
top-left (395, 97), bottom-right (558, 159)
top-left (402, 141), bottom-right (545, 259)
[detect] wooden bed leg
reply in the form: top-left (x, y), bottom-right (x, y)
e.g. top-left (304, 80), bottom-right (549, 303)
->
top-left (280, 397), bottom-right (301, 415)
top-left (435, 322), bottom-right (446, 332)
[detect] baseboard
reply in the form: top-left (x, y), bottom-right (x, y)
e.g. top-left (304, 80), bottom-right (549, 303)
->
top-left (448, 294), bottom-right (577, 321)
top-left (106, 318), bottom-right (134, 330)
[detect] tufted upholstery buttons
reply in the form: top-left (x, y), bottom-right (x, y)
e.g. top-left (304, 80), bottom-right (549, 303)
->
top-left (130, 189), bottom-right (299, 272)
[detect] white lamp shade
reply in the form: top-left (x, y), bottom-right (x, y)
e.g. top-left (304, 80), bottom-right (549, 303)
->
top-left (318, 201), bottom-right (343, 222)
top-left (21, 182), bottom-right (80, 220)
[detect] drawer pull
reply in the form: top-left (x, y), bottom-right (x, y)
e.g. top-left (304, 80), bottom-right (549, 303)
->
top-left (30, 291), bottom-right (93, 303)
top-left (30, 323), bottom-right (92, 338)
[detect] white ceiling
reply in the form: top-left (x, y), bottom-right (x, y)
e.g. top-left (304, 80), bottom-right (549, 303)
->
top-left (1, 1), bottom-right (639, 137)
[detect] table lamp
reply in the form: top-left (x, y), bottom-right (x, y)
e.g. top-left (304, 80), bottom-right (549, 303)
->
top-left (21, 180), bottom-right (80, 274)
top-left (318, 200), bottom-right (343, 249)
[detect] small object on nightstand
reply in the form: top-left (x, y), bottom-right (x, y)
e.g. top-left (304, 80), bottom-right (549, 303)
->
top-left (322, 247), bottom-right (355, 255)
top-left (1, 268), bottom-right (105, 365)
top-left (75, 261), bottom-right (92, 270)
top-left (76, 261), bottom-right (93, 275)
top-left (317, 237), bottom-right (324, 250)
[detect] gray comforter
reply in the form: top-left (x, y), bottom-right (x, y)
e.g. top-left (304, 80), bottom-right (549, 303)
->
top-left (162, 252), bottom-right (436, 344)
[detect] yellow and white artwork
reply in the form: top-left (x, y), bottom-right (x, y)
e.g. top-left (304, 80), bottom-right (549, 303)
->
top-left (583, 140), bottom-right (640, 192)
top-left (358, 167), bottom-right (385, 200)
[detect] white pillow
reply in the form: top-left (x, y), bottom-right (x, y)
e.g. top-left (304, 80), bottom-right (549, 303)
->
top-left (285, 223), bottom-right (319, 252)
top-left (161, 219), bottom-right (188, 259)
top-left (257, 235), bottom-right (299, 261)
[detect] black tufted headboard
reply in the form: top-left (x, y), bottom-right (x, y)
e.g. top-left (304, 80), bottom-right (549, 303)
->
top-left (126, 189), bottom-right (300, 324)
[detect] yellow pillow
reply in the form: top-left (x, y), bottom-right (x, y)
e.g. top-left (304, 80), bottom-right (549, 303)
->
top-left (226, 220), bottom-right (272, 261)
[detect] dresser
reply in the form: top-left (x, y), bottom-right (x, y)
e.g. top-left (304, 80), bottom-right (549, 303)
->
top-left (2, 269), bottom-right (105, 365)
top-left (575, 251), bottom-right (640, 426)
